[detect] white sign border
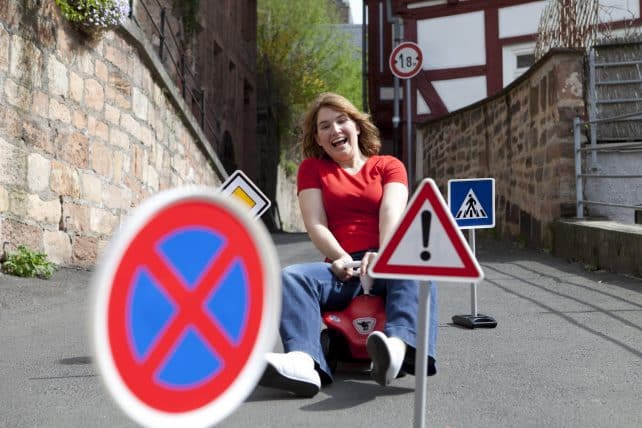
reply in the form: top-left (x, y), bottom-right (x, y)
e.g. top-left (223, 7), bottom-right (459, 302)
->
top-left (219, 170), bottom-right (271, 219)
top-left (91, 186), bottom-right (281, 428)
top-left (447, 177), bottom-right (496, 229)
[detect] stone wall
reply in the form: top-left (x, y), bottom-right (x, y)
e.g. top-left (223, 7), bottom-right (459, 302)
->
top-left (0, 1), bottom-right (225, 268)
top-left (418, 49), bottom-right (586, 248)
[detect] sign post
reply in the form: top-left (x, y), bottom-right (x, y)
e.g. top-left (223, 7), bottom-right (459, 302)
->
top-left (370, 179), bottom-right (484, 428)
top-left (389, 42), bottom-right (423, 187)
top-left (91, 187), bottom-right (280, 428)
top-left (448, 178), bottom-right (497, 329)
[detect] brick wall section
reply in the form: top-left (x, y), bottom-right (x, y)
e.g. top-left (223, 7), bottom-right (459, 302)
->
top-left (418, 49), bottom-right (586, 248)
top-left (0, 1), bottom-right (224, 268)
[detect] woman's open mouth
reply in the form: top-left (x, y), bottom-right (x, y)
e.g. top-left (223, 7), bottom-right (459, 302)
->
top-left (331, 138), bottom-right (347, 147)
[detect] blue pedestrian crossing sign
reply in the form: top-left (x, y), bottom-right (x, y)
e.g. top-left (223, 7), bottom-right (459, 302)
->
top-left (448, 178), bottom-right (495, 229)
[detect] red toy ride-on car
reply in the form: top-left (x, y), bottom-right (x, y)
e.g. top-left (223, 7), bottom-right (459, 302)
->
top-left (320, 261), bottom-right (385, 373)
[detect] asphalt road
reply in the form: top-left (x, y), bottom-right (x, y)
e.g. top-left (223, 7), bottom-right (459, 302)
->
top-left (1, 232), bottom-right (641, 427)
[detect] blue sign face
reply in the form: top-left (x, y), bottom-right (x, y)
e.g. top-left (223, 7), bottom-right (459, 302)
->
top-left (448, 178), bottom-right (495, 229)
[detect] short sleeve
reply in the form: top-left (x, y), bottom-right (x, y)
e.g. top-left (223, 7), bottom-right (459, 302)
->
top-left (381, 156), bottom-right (408, 186)
top-left (297, 158), bottom-right (321, 193)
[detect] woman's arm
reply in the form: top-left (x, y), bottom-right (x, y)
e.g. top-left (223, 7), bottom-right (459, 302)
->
top-left (298, 188), bottom-right (354, 280)
top-left (378, 181), bottom-right (409, 246)
top-left (359, 181), bottom-right (408, 275)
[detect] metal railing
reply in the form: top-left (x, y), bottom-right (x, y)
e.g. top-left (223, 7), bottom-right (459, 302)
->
top-left (128, 0), bottom-right (221, 154)
top-left (573, 112), bottom-right (642, 219)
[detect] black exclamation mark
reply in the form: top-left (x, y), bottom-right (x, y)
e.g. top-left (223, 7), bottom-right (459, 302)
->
top-left (421, 210), bottom-right (431, 261)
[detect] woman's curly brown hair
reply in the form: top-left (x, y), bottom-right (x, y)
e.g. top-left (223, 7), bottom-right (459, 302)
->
top-left (300, 93), bottom-right (381, 159)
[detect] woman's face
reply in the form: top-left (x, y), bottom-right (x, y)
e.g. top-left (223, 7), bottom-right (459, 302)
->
top-left (315, 107), bottom-right (361, 161)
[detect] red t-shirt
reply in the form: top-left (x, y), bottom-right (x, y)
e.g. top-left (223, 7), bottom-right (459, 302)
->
top-left (297, 155), bottom-right (408, 254)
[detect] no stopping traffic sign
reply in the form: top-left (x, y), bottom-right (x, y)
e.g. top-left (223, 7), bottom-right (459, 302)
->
top-left (91, 187), bottom-right (280, 428)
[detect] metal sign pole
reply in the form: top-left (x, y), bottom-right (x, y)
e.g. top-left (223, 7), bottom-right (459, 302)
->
top-left (413, 281), bottom-right (431, 428)
top-left (406, 78), bottom-right (414, 187)
top-left (469, 230), bottom-right (478, 316)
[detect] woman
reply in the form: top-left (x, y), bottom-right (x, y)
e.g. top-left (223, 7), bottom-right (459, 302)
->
top-left (259, 93), bottom-right (438, 397)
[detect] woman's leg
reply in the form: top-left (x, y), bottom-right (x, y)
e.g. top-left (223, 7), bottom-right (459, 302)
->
top-left (279, 262), bottom-right (360, 382)
top-left (372, 279), bottom-right (438, 374)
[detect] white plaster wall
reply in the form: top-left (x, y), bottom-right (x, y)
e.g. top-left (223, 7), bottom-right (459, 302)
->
top-left (432, 76), bottom-right (487, 112)
top-left (498, 1), bottom-right (548, 38)
top-left (599, 0), bottom-right (641, 22)
top-left (416, 11), bottom-right (485, 70)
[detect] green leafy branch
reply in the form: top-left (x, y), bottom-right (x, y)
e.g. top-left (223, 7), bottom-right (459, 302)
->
top-left (2, 245), bottom-right (56, 279)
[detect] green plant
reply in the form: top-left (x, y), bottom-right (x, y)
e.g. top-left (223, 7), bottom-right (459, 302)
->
top-left (55, 0), bottom-right (130, 30)
top-left (282, 159), bottom-right (298, 178)
top-left (2, 245), bottom-right (56, 279)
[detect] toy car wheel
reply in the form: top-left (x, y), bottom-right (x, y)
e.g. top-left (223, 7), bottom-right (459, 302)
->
top-left (320, 328), bottom-right (341, 373)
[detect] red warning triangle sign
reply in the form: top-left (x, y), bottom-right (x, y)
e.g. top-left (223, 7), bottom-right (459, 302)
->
top-left (369, 179), bottom-right (484, 282)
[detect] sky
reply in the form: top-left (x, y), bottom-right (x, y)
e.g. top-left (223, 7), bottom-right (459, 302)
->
top-left (348, 0), bottom-right (363, 24)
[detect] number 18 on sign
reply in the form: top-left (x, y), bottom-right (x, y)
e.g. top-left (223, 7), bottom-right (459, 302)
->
top-left (389, 42), bottom-right (423, 79)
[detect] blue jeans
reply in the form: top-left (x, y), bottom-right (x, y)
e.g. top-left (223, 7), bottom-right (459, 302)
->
top-left (280, 261), bottom-right (438, 382)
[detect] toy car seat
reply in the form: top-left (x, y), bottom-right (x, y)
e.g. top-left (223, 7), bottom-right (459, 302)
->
top-left (320, 261), bottom-right (385, 373)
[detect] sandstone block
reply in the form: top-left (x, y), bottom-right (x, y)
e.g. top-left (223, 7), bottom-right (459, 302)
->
top-left (132, 87), bottom-right (148, 121)
top-left (103, 183), bottom-right (132, 210)
top-left (104, 104), bottom-right (120, 125)
top-left (49, 98), bottom-right (71, 123)
top-left (0, 185), bottom-right (8, 211)
top-left (69, 71), bottom-right (83, 103)
top-left (50, 161), bottom-right (80, 197)
top-left (120, 113), bottom-right (141, 138)
top-left (43, 230), bottom-right (71, 265)
top-left (31, 91), bottom-right (49, 118)
top-left (95, 59), bottom-right (108, 82)
top-left (109, 128), bottom-right (129, 150)
top-left (145, 165), bottom-right (160, 192)
top-left (27, 153), bottom-right (51, 192)
top-left (58, 131), bottom-right (88, 168)
top-left (27, 195), bottom-right (62, 226)
top-left (72, 110), bottom-right (87, 129)
top-left (10, 35), bottom-right (42, 87)
top-left (4, 79), bottom-right (31, 111)
top-left (88, 116), bottom-right (109, 141)
top-left (47, 53), bottom-right (68, 97)
top-left (22, 120), bottom-right (54, 154)
top-left (1, 218), bottom-right (42, 253)
top-left (90, 206), bottom-right (119, 235)
top-left (84, 78), bottom-right (104, 112)
top-left (62, 200), bottom-right (90, 233)
top-left (0, 137), bottom-right (25, 186)
top-left (90, 142), bottom-right (112, 178)
top-left (0, 26), bottom-right (8, 72)
top-left (72, 235), bottom-right (98, 267)
top-left (80, 171), bottom-right (102, 204)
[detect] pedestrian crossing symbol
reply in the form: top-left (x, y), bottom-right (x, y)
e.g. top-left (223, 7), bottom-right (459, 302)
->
top-left (455, 189), bottom-right (487, 220)
top-left (448, 178), bottom-right (495, 229)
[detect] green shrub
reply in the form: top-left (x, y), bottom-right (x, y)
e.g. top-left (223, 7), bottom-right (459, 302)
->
top-left (55, 0), bottom-right (130, 29)
top-left (2, 245), bottom-right (56, 279)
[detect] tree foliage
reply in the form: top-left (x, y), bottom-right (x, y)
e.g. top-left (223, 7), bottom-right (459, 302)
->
top-left (257, 0), bottom-right (362, 153)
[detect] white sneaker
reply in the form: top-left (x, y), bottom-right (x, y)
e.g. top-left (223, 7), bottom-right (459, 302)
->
top-left (259, 352), bottom-right (321, 398)
top-left (366, 331), bottom-right (405, 386)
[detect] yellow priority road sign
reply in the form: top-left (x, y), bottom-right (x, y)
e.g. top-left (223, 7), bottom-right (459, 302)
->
top-left (219, 170), bottom-right (271, 219)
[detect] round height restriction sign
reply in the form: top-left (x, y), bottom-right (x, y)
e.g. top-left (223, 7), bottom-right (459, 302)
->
top-left (91, 187), bottom-right (280, 428)
top-left (389, 42), bottom-right (423, 79)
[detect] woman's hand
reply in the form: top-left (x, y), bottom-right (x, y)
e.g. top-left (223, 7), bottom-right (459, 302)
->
top-left (359, 251), bottom-right (378, 277)
top-left (330, 257), bottom-right (355, 282)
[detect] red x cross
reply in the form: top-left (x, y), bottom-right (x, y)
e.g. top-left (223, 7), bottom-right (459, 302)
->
top-left (106, 201), bottom-right (264, 413)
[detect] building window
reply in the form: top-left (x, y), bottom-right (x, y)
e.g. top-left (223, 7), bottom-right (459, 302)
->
top-left (516, 53), bottom-right (535, 69)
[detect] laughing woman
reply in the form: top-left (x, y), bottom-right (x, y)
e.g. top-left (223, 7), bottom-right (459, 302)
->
top-left (259, 92), bottom-right (438, 397)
